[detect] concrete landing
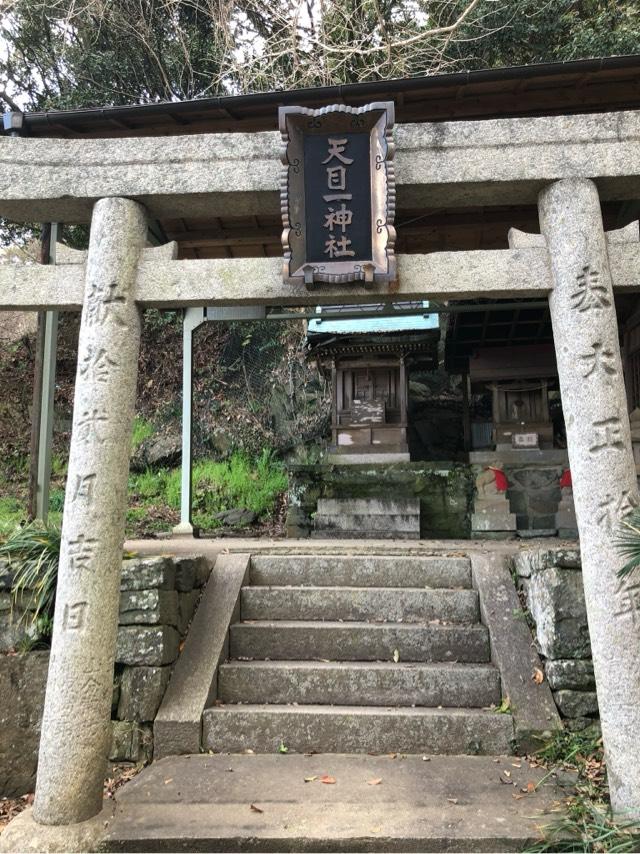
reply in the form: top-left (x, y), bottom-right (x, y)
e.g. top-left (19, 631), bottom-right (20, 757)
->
top-left (103, 754), bottom-right (570, 852)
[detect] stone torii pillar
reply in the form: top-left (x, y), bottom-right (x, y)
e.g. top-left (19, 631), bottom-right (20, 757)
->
top-left (539, 178), bottom-right (640, 817)
top-left (33, 197), bottom-right (148, 824)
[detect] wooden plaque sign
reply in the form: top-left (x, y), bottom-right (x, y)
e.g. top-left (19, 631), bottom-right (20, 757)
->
top-left (279, 102), bottom-right (396, 287)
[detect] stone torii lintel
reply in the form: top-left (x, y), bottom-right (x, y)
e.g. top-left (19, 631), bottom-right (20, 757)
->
top-left (1, 239), bottom-right (640, 314)
top-left (2, 108), bottom-right (640, 219)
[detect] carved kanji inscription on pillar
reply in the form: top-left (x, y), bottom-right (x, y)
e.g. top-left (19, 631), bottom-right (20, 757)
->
top-left (596, 490), bottom-right (638, 532)
top-left (62, 601), bottom-right (88, 632)
top-left (79, 345), bottom-right (118, 383)
top-left (589, 414), bottom-right (624, 453)
top-left (571, 265), bottom-right (611, 312)
top-left (580, 342), bottom-right (617, 379)
top-left (71, 473), bottom-right (97, 504)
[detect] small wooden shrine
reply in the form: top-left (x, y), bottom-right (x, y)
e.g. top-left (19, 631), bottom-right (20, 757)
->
top-left (307, 304), bottom-right (439, 462)
top-left (468, 344), bottom-right (557, 449)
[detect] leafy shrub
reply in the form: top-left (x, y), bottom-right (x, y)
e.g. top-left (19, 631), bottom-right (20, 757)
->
top-left (1, 523), bottom-right (61, 636)
top-left (615, 506), bottom-right (640, 578)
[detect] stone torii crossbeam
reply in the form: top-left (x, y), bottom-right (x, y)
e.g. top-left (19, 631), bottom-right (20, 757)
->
top-left (1, 108), bottom-right (640, 828)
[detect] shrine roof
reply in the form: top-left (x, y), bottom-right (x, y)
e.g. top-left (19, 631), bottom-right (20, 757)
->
top-left (10, 55), bottom-right (640, 140)
top-left (308, 303), bottom-right (439, 336)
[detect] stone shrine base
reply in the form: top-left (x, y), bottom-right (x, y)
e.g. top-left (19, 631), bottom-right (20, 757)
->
top-left (0, 754), bottom-right (574, 853)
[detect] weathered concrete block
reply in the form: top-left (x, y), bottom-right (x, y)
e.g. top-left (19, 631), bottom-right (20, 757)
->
top-left (173, 556), bottom-right (199, 592)
top-left (471, 512), bottom-right (516, 532)
top-left (154, 554), bottom-right (250, 758)
top-left (526, 568), bottom-right (591, 659)
top-left (120, 556), bottom-right (175, 591)
top-left (513, 548), bottom-right (581, 577)
top-left (117, 666), bottom-right (171, 722)
top-left (470, 553), bottom-right (560, 752)
top-left (546, 659), bottom-right (595, 691)
top-left (0, 651), bottom-right (49, 796)
top-left (0, 606), bottom-right (39, 653)
top-left (116, 626), bottom-right (180, 666)
top-left (109, 721), bottom-right (153, 763)
top-left (177, 590), bottom-right (200, 636)
top-left (554, 690), bottom-right (599, 718)
top-left (119, 589), bottom-right (178, 627)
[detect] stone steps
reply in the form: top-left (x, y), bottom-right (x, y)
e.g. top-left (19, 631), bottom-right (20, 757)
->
top-left (241, 586), bottom-right (479, 623)
top-left (249, 554), bottom-right (471, 588)
top-left (313, 497), bottom-right (420, 540)
top-left (218, 660), bottom-right (500, 707)
top-left (202, 551), bottom-right (511, 757)
top-left (230, 620), bottom-right (490, 662)
top-left (317, 498), bottom-right (420, 515)
top-left (310, 529), bottom-right (420, 539)
top-left (202, 705), bottom-right (513, 755)
top-left (314, 513), bottom-right (420, 533)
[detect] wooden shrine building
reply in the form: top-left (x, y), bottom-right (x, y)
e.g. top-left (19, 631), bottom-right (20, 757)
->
top-left (307, 304), bottom-right (439, 462)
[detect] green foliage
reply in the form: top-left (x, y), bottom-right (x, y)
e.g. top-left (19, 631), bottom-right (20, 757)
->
top-left (1, 522), bottom-right (61, 635)
top-left (0, 496), bottom-right (25, 535)
top-left (165, 451), bottom-right (287, 526)
top-left (48, 487), bottom-right (65, 512)
top-left (527, 728), bottom-right (640, 853)
top-left (2, 0), bottom-right (639, 117)
top-left (129, 468), bottom-right (167, 501)
top-left (50, 454), bottom-right (67, 478)
top-left (614, 507), bottom-right (640, 578)
top-left (126, 452), bottom-right (287, 533)
top-left (535, 727), bottom-right (603, 767)
top-left (1, 0), bottom-right (229, 110)
top-left (132, 416), bottom-right (155, 450)
top-left (527, 801), bottom-right (640, 852)
top-left (455, 1), bottom-right (640, 71)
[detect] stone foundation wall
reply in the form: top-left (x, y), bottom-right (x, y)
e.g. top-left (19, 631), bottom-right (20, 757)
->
top-left (286, 462), bottom-right (474, 539)
top-left (504, 466), bottom-right (564, 532)
top-left (0, 554), bottom-right (209, 795)
top-left (512, 547), bottom-right (598, 731)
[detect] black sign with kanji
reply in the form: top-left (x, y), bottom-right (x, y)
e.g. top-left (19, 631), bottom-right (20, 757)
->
top-left (303, 132), bottom-right (372, 264)
top-left (279, 102), bottom-right (396, 287)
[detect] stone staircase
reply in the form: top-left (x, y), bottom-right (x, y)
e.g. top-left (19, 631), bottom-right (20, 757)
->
top-left (202, 553), bottom-right (514, 755)
top-left (312, 498), bottom-right (421, 539)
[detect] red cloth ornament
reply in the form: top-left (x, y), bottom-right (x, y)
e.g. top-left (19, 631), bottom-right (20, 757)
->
top-left (489, 467), bottom-right (508, 492)
top-left (559, 469), bottom-right (572, 489)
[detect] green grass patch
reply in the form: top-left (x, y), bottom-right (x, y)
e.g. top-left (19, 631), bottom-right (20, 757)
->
top-left (129, 468), bottom-right (168, 501)
top-left (165, 450), bottom-right (287, 528)
top-left (51, 454), bottom-right (67, 478)
top-left (126, 451), bottom-right (286, 533)
top-left (132, 416), bottom-right (154, 449)
top-left (49, 487), bottom-right (65, 512)
top-left (526, 728), bottom-right (640, 852)
top-left (0, 495), bottom-right (26, 536)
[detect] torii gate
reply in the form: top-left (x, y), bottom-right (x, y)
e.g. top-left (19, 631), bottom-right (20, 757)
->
top-left (1, 108), bottom-right (640, 828)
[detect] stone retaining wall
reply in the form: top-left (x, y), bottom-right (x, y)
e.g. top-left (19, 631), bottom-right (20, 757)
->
top-left (0, 554), bottom-right (209, 796)
top-left (287, 462), bottom-right (474, 538)
top-left (512, 546), bottom-right (598, 731)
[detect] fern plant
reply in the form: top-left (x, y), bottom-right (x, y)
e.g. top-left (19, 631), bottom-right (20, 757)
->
top-left (615, 507), bottom-right (640, 578)
top-left (0, 523), bottom-right (61, 635)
